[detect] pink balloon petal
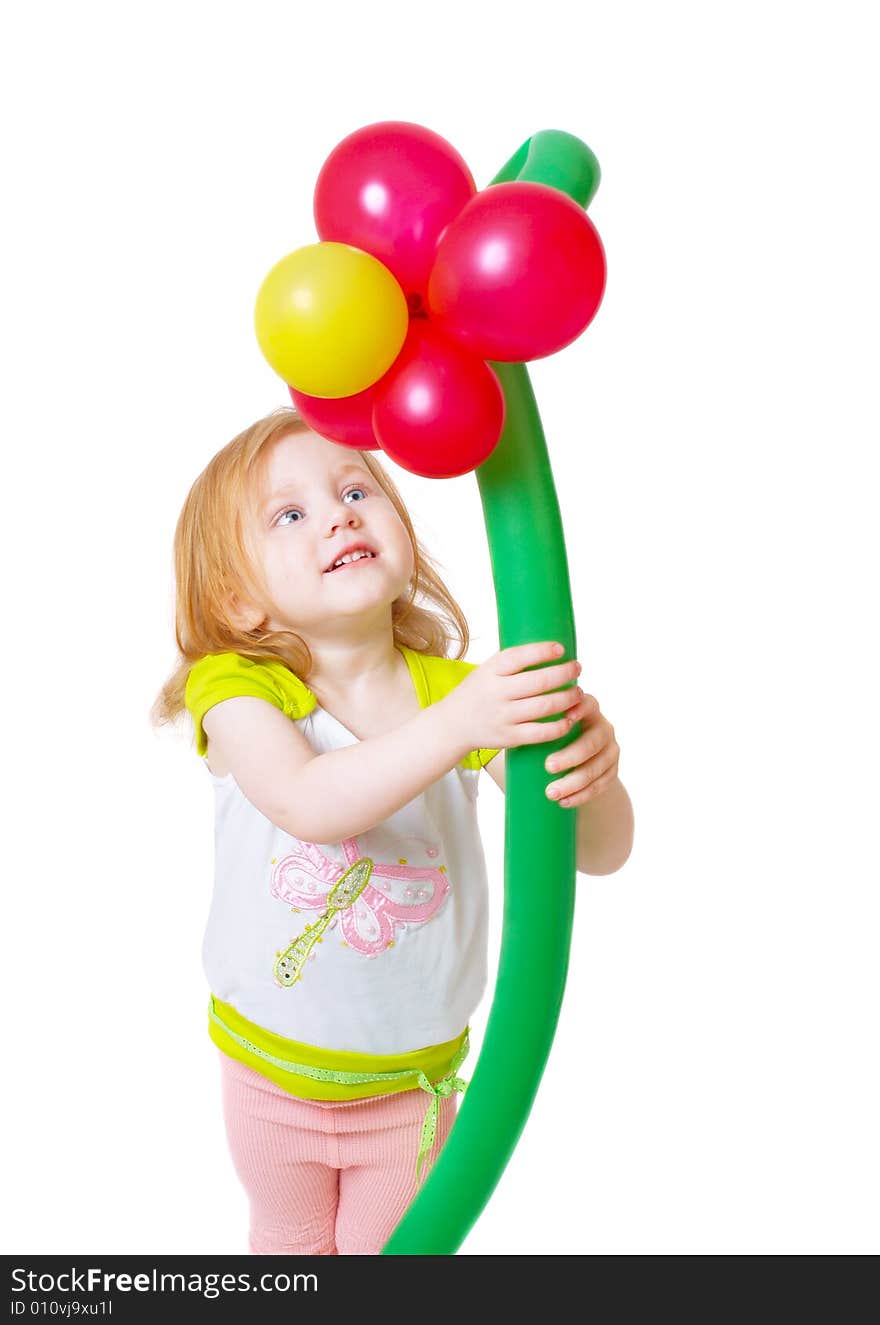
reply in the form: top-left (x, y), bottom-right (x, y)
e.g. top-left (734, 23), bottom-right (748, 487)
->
top-left (289, 383), bottom-right (383, 450)
top-left (427, 180), bottom-right (606, 361)
top-left (314, 121), bottom-right (476, 304)
top-left (372, 321), bottom-right (504, 478)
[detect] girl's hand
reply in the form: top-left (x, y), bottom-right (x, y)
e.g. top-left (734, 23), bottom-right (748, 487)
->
top-left (444, 641), bottom-right (583, 757)
top-left (543, 692), bottom-right (620, 808)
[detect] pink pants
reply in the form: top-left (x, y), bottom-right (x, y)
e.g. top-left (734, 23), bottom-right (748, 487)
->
top-left (218, 1051), bottom-right (458, 1255)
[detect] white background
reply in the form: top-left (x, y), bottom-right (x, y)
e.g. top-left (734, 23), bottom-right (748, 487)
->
top-left (2, 1), bottom-right (877, 1256)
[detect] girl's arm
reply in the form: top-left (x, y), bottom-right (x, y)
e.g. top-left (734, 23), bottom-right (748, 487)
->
top-left (202, 641), bottom-right (579, 845)
top-left (203, 694), bottom-right (471, 843)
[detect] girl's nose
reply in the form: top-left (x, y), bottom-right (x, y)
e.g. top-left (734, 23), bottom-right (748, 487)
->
top-left (327, 504), bottom-right (360, 534)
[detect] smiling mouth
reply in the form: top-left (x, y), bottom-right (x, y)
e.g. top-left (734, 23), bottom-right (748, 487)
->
top-left (324, 552), bottom-right (379, 574)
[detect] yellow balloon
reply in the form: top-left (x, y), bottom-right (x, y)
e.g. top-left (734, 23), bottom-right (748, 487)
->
top-left (254, 242), bottom-right (409, 398)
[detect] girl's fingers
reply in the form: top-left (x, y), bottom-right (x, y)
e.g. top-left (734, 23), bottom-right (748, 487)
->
top-left (547, 743), bottom-right (620, 803)
top-left (544, 697), bottom-right (601, 771)
top-left (513, 684), bottom-right (583, 728)
top-left (523, 718), bottom-right (576, 746)
top-left (509, 657), bottom-right (581, 699)
top-left (557, 767), bottom-right (620, 808)
top-left (496, 640), bottom-right (570, 675)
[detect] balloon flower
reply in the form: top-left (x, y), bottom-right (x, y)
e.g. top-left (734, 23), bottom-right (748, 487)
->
top-left (254, 121), bottom-right (605, 479)
top-left (254, 122), bottom-right (606, 1253)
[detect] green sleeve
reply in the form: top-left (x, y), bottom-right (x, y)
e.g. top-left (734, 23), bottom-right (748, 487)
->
top-left (184, 652), bottom-right (317, 757)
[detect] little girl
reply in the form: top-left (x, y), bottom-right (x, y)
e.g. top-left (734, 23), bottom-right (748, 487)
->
top-left (152, 404), bottom-right (629, 1255)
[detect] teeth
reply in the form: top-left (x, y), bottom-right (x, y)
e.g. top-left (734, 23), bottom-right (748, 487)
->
top-left (331, 550), bottom-right (374, 569)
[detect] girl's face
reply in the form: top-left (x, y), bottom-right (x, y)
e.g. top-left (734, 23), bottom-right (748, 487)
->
top-left (247, 430), bottom-right (414, 643)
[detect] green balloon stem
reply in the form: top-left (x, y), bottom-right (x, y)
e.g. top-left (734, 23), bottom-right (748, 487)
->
top-left (382, 131), bottom-right (599, 1256)
top-left (489, 129), bottom-right (601, 208)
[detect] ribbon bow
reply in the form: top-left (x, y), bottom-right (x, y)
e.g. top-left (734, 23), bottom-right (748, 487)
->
top-left (414, 1065), bottom-right (470, 1186)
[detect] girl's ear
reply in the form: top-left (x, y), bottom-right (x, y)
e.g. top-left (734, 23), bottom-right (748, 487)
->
top-left (223, 591), bottom-right (265, 633)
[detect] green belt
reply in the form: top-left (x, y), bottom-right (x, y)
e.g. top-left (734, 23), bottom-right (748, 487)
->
top-left (208, 998), bottom-right (469, 1184)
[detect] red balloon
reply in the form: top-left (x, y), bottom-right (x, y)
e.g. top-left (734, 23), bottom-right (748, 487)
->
top-left (372, 320), bottom-right (504, 478)
top-left (314, 121), bottom-right (476, 312)
top-left (289, 382), bottom-right (382, 450)
top-left (426, 180), bottom-right (607, 362)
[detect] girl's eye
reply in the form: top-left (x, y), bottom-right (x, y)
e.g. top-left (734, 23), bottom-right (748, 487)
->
top-left (275, 486), bottom-right (368, 526)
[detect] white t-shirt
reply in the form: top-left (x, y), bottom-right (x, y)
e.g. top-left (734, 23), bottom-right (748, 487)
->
top-left (186, 647), bottom-right (500, 1056)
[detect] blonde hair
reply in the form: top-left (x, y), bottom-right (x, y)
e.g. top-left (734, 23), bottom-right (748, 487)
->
top-left (150, 405), bottom-right (471, 738)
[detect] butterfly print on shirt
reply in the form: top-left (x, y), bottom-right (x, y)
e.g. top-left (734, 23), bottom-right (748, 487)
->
top-left (270, 834), bottom-right (450, 987)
